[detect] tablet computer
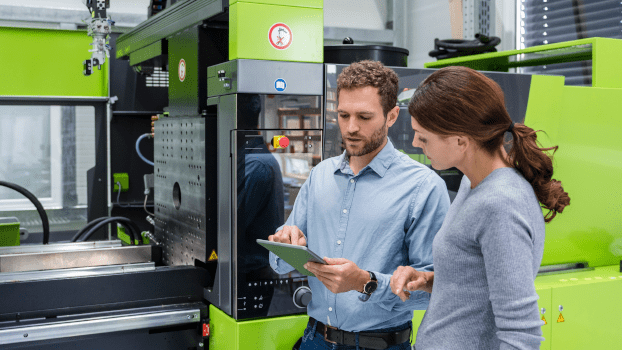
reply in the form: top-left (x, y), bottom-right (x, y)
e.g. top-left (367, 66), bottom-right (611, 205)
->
top-left (256, 239), bottom-right (327, 277)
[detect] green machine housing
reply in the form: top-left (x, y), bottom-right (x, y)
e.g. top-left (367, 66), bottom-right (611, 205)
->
top-left (115, 1), bottom-right (323, 349)
top-left (426, 38), bottom-right (622, 349)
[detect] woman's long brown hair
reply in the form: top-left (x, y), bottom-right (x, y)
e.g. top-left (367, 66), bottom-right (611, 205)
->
top-left (408, 66), bottom-right (569, 222)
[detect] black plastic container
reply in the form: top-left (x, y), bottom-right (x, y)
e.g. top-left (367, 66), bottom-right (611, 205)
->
top-left (324, 38), bottom-right (409, 67)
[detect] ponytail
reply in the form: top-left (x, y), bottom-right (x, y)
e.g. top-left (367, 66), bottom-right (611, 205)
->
top-left (507, 123), bottom-right (570, 223)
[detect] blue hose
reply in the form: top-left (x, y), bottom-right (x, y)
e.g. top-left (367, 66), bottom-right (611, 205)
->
top-left (136, 133), bottom-right (154, 166)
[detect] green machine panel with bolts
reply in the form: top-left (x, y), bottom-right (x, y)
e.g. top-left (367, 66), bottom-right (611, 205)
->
top-left (0, 27), bottom-right (108, 97)
top-left (229, 2), bottom-right (323, 62)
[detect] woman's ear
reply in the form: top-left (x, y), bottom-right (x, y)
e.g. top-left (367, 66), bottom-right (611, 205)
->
top-left (456, 135), bottom-right (469, 153)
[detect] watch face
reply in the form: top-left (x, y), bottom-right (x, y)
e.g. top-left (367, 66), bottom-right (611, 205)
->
top-left (364, 280), bottom-right (378, 294)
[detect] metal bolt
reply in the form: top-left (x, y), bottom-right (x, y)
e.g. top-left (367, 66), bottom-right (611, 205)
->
top-left (187, 315), bottom-right (192, 319)
top-left (541, 308), bottom-right (546, 314)
top-left (199, 342), bottom-right (204, 347)
top-left (559, 305), bottom-right (563, 312)
top-left (23, 334), bottom-right (28, 338)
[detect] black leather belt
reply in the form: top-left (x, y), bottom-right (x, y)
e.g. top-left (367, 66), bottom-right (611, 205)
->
top-left (309, 318), bottom-right (411, 350)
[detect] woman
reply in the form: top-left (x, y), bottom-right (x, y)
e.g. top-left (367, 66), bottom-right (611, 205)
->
top-left (390, 66), bottom-right (570, 349)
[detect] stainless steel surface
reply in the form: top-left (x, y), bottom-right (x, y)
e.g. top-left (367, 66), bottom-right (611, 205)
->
top-left (0, 308), bottom-right (201, 345)
top-left (0, 245), bottom-right (155, 273)
top-left (0, 262), bottom-right (155, 284)
top-left (208, 60), bottom-right (324, 97)
top-left (153, 118), bottom-right (207, 267)
top-left (0, 240), bottom-right (122, 255)
top-left (205, 94), bottom-right (236, 316)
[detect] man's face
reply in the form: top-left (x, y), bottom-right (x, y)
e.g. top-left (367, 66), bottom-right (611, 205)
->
top-left (337, 86), bottom-right (391, 158)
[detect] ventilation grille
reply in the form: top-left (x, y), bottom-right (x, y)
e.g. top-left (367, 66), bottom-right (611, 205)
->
top-left (146, 67), bottom-right (168, 88)
top-left (479, 0), bottom-right (491, 36)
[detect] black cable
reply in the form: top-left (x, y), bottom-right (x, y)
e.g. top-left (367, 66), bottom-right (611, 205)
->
top-left (77, 217), bottom-right (139, 244)
top-left (0, 181), bottom-right (50, 244)
top-left (429, 34), bottom-right (501, 60)
top-left (71, 216), bottom-right (109, 242)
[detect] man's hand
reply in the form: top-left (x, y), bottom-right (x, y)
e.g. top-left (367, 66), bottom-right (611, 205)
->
top-left (390, 266), bottom-right (434, 301)
top-left (268, 225), bottom-right (307, 246)
top-left (304, 258), bottom-right (368, 294)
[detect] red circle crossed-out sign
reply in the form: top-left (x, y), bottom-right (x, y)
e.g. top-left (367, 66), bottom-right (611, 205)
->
top-left (269, 23), bottom-right (292, 50)
top-left (178, 59), bottom-right (186, 82)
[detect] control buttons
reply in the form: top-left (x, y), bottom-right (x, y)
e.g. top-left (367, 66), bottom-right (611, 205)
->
top-left (293, 286), bottom-right (312, 308)
top-left (272, 135), bottom-right (290, 149)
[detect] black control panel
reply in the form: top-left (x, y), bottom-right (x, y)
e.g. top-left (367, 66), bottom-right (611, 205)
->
top-left (237, 277), bottom-right (309, 319)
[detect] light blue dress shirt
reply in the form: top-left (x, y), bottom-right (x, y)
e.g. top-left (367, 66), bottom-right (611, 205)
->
top-left (270, 139), bottom-right (450, 332)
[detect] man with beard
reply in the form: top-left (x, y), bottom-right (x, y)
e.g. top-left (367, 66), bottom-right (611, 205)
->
top-left (268, 60), bottom-right (449, 350)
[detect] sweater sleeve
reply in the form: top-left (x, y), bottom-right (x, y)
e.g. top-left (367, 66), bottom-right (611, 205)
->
top-left (477, 202), bottom-right (545, 350)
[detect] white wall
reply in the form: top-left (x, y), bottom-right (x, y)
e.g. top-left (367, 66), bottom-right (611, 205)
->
top-left (395, 0), bottom-right (516, 68)
top-left (397, 0), bottom-right (453, 68)
top-left (324, 0), bottom-right (385, 30)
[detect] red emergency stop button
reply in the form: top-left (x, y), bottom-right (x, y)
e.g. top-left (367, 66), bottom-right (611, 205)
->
top-left (272, 135), bottom-right (289, 149)
top-left (279, 136), bottom-right (289, 148)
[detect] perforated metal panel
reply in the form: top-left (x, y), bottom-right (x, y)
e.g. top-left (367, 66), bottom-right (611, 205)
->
top-left (153, 118), bottom-right (211, 267)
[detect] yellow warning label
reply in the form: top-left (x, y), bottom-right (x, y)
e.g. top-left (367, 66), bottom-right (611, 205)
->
top-left (208, 250), bottom-right (218, 261)
top-left (541, 316), bottom-right (547, 325)
top-left (557, 313), bottom-right (565, 323)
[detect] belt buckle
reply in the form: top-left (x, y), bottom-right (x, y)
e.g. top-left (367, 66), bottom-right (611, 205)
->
top-left (323, 324), bottom-right (339, 345)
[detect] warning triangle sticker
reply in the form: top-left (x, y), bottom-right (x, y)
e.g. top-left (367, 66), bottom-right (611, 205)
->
top-left (208, 250), bottom-right (218, 261)
top-left (541, 315), bottom-right (547, 325)
top-left (557, 313), bottom-right (565, 323)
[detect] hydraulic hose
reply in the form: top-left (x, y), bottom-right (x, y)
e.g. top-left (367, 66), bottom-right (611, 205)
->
top-left (0, 181), bottom-right (50, 244)
top-left (74, 217), bottom-right (140, 245)
top-left (136, 133), bottom-right (154, 166)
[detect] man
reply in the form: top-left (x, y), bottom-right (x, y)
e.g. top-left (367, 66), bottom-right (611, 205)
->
top-left (268, 60), bottom-right (450, 350)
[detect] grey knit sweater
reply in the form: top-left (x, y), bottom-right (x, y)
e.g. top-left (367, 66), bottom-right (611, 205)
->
top-left (415, 167), bottom-right (545, 350)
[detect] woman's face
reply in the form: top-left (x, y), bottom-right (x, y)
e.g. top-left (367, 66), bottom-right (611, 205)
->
top-left (411, 117), bottom-right (462, 171)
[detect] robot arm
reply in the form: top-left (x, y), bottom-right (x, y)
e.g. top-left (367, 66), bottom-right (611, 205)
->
top-left (82, 0), bottom-right (114, 76)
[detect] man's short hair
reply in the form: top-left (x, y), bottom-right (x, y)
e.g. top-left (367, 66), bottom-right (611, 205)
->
top-left (336, 60), bottom-right (399, 117)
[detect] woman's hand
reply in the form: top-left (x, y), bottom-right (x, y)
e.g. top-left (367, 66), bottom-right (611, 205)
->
top-left (390, 266), bottom-right (434, 301)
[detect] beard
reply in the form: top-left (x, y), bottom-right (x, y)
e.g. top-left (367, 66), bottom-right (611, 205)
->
top-left (342, 122), bottom-right (388, 158)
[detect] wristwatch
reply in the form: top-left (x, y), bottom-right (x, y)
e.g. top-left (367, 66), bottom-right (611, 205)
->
top-left (358, 271), bottom-right (378, 302)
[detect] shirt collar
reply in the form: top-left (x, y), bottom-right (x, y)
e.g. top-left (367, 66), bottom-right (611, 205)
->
top-left (334, 138), bottom-right (396, 177)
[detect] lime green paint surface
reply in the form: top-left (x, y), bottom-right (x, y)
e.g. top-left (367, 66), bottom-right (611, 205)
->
top-left (536, 286), bottom-right (551, 350)
top-left (209, 305), bottom-right (308, 350)
top-left (113, 173), bottom-right (129, 192)
top-left (116, 226), bottom-right (149, 245)
top-left (535, 266), bottom-right (622, 349)
top-left (229, 2), bottom-right (323, 62)
top-left (229, 0), bottom-right (322, 8)
top-left (0, 27), bottom-right (108, 97)
top-left (0, 222), bottom-right (20, 247)
top-left (524, 75), bottom-right (622, 267)
top-left (425, 38), bottom-right (622, 88)
top-left (209, 305), bottom-right (428, 348)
